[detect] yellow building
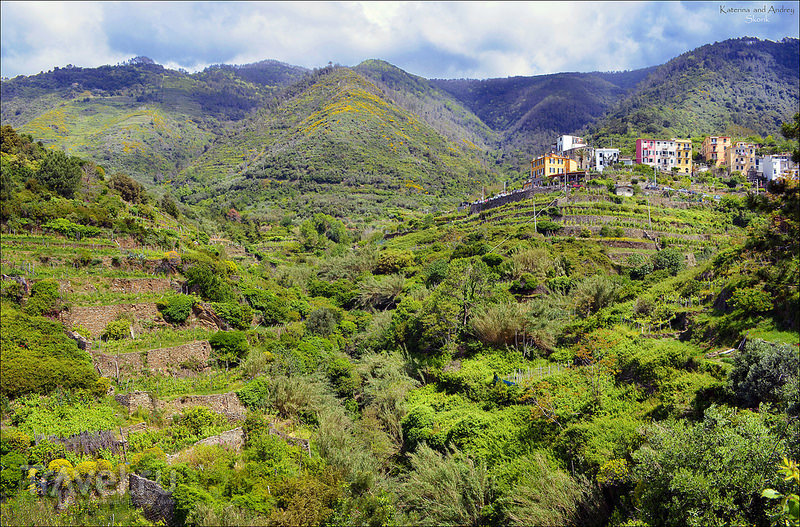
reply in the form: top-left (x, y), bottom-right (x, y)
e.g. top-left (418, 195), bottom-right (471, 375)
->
top-left (531, 153), bottom-right (578, 180)
top-left (673, 138), bottom-right (692, 174)
top-left (700, 136), bottom-right (731, 167)
top-left (726, 141), bottom-right (758, 174)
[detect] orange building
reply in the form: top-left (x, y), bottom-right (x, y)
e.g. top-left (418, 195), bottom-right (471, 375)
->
top-left (700, 136), bottom-right (731, 167)
top-left (726, 141), bottom-right (758, 174)
top-left (531, 153), bottom-right (578, 180)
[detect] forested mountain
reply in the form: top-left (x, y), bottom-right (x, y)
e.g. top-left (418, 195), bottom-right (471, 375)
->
top-left (587, 37), bottom-right (800, 148)
top-left (432, 68), bottom-right (655, 152)
top-left (173, 65), bottom-right (494, 221)
top-left (1, 37), bottom-right (798, 215)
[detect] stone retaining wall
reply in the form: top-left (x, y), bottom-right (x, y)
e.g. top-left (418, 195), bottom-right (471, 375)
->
top-left (159, 392), bottom-right (246, 421)
top-left (94, 351), bottom-right (145, 379)
top-left (93, 341), bottom-right (211, 379)
top-left (129, 474), bottom-right (175, 526)
top-left (114, 392), bottom-right (156, 413)
top-left (64, 303), bottom-right (161, 339)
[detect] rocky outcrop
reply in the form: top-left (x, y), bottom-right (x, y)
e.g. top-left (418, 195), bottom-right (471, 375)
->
top-left (129, 474), bottom-right (175, 526)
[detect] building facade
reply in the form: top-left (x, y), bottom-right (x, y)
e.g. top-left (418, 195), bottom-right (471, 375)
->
top-left (563, 146), bottom-right (593, 170)
top-left (726, 142), bottom-right (758, 174)
top-left (635, 139), bottom-right (677, 172)
top-left (761, 153), bottom-right (797, 181)
top-left (700, 136), bottom-right (731, 167)
top-left (531, 153), bottom-right (579, 180)
top-left (594, 148), bottom-right (619, 173)
top-left (674, 138), bottom-right (692, 174)
top-left (556, 135), bottom-right (586, 154)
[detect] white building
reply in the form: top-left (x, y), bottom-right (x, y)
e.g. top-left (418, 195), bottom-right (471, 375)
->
top-left (760, 154), bottom-right (796, 181)
top-left (594, 148), bottom-right (619, 173)
top-left (557, 135), bottom-right (586, 154)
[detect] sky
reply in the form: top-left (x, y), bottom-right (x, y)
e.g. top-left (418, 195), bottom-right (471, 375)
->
top-left (1, 1), bottom-right (799, 80)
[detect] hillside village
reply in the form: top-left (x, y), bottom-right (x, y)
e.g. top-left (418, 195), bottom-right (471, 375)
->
top-left (468, 132), bottom-right (799, 213)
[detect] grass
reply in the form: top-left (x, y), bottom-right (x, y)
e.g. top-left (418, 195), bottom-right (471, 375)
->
top-left (94, 327), bottom-right (215, 355)
top-left (115, 370), bottom-right (242, 398)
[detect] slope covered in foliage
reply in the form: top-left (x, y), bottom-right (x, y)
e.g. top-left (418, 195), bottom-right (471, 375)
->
top-left (1, 118), bottom-right (798, 526)
top-left (588, 37), bottom-right (800, 148)
top-left (175, 66), bottom-right (495, 221)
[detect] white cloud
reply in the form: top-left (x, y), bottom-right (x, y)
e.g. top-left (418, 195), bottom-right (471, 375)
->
top-left (1, 1), bottom-right (798, 79)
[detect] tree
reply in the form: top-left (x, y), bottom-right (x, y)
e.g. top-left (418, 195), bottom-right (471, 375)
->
top-left (110, 173), bottom-right (146, 204)
top-left (631, 405), bottom-right (786, 526)
top-left (209, 330), bottom-right (248, 369)
top-left (781, 113), bottom-right (799, 163)
top-left (36, 149), bottom-right (82, 198)
top-left (729, 339), bottom-right (799, 413)
top-left (652, 247), bottom-right (685, 275)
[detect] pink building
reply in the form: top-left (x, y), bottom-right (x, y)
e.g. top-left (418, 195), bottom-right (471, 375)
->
top-left (636, 138), bottom-right (677, 172)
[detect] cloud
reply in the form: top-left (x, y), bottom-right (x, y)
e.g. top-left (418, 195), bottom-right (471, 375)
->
top-left (1, 1), bottom-right (798, 79)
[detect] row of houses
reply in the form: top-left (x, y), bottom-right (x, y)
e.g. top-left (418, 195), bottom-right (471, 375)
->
top-left (527, 134), bottom-right (797, 188)
top-left (698, 135), bottom-right (798, 181)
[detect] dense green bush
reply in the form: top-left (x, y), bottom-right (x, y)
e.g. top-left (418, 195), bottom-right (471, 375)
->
top-left (23, 280), bottom-right (63, 317)
top-left (209, 331), bottom-right (249, 368)
top-left (157, 294), bottom-right (196, 324)
top-left (652, 247), bottom-right (685, 276)
top-left (632, 405), bottom-right (784, 526)
top-left (243, 288), bottom-right (289, 325)
top-left (308, 278), bottom-right (357, 308)
top-left (36, 148), bottom-right (82, 198)
top-left (211, 302), bottom-right (253, 330)
top-left (101, 319), bottom-right (131, 341)
top-left (374, 250), bottom-right (414, 274)
top-left (1, 307), bottom-right (98, 397)
top-left (306, 307), bottom-right (342, 337)
top-left (729, 339), bottom-right (799, 412)
top-left (626, 254), bottom-right (653, 280)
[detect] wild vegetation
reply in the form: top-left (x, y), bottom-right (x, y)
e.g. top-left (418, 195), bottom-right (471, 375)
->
top-left (1, 37), bottom-right (799, 527)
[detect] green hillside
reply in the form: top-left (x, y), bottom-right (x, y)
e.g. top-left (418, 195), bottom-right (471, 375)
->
top-left (587, 37), bottom-right (800, 148)
top-left (174, 66), bottom-right (496, 221)
top-left (1, 60), bottom-right (306, 186)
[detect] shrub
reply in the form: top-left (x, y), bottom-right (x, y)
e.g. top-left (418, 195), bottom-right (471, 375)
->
top-left (481, 253), bottom-right (504, 267)
top-left (536, 219), bottom-right (562, 235)
top-left (652, 247), bottom-right (685, 275)
top-left (156, 294), bottom-right (196, 324)
top-left (397, 444), bottom-right (490, 526)
top-left (209, 331), bottom-right (249, 368)
top-left (243, 288), bottom-right (289, 325)
top-left (374, 250), bottom-right (414, 274)
top-left (178, 406), bottom-right (219, 436)
top-left (729, 339), bottom-right (799, 412)
top-left (23, 280), bottom-right (62, 317)
top-left (424, 259), bottom-right (449, 288)
top-left (0, 280), bottom-right (23, 303)
top-left (110, 173), bottom-right (146, 204)
top-left (471, 303), bottom-right (527, 347)
top-left (632, 405), bottom-right (785, 526)
top-left (730, 287), bottom-right (772, 313)
top-left (211, 302), bottom-right (253, 330)
top-left (573, 275), bottom-right (619, 316)
top-left (101, 319), bottom-right (130, 341)
top-left (326, 356), bottom-right (361, 398)
top-left (627, 254), bottom-right (653, 280)
top-left (1, 307), bottom-right (98, 397)
top-left (306, 307), bottom-right (341, 337)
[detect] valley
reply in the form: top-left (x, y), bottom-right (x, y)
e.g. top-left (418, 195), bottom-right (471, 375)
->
top-left (1, 36), bottom-right (799, 527)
